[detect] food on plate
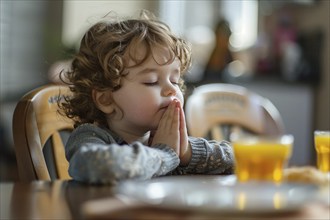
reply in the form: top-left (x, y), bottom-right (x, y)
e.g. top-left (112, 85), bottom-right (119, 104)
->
top-left (284, 166), bottom-right (329, 187)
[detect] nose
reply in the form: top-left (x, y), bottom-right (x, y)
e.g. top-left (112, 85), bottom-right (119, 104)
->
top-left (161, 82), bottom-right (177, 97)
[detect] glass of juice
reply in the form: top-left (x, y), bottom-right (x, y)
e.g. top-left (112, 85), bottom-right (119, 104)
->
top-left (314, 130), bottom-right (330, 173)
top-left (232, 134), bottom-right (294, 183)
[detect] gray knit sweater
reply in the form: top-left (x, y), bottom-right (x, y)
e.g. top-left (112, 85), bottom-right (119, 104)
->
top-left (65, 123), bottom-right (234, 184)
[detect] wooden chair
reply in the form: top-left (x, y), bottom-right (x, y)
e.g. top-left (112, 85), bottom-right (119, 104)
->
top-left (12, 84), bottom-right (74, 181)
top-left (185, 83), bottom-right (285, 141)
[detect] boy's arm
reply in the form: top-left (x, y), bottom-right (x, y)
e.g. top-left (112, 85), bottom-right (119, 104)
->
top-left (66, 125), bottom-right (179, 184)
top-left (172, 137), bottom-right (234, 175)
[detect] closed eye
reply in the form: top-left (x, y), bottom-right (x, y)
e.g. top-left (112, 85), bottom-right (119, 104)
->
top-left (143, 82), bottom-right (158, 86)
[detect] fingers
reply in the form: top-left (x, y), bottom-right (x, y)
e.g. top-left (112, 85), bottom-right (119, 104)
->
top-left (158, 102), bottom-right (176, 130)
top-left (151, 99), bottom-right (191, 165)
top-left (178, 102), bottom-right (189, 159)
top-left (151, 100), bottom-right (180, 154)
top-left (178, 102), bottom-right (187, 137)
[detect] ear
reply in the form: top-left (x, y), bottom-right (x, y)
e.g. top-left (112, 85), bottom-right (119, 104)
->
top-left (92, 89), bottom-right (116, 114)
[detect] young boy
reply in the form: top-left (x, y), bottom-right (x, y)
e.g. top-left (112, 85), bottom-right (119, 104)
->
top-left (60, 11), bottom-right (234, 184)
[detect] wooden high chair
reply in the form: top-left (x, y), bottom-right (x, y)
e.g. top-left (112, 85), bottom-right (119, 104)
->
top-left (12, 84), bottom-right (74, 181)
top-left (185, 83), bottom-right (285, 141)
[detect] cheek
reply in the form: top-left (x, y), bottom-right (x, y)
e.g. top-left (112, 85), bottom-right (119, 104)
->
top-left (115, 90), bottom-right (159, 114)
top-left (132, 99), bottom-right (156, 114)
top-left (121, 94), bottom-right (160, 126)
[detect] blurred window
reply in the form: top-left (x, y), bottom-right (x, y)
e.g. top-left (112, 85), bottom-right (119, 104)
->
top-left (221, 0), bottom-right (258, 51)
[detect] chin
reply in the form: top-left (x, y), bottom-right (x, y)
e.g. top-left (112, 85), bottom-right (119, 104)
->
top-left (149, 121), bottom-right (160, 131)
top-left (149, 124), bottom-right (159, 131)
top-left (138, 122), bottom-right (158, 132)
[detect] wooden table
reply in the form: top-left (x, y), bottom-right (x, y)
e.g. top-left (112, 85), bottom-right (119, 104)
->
top-left (1, 177), bottom-right (329, 220)
top-left (0, 180), bottom-right (114, 219)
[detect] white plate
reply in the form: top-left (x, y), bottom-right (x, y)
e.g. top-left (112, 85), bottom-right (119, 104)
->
top-left (116, 175), bottom-right (319, 216)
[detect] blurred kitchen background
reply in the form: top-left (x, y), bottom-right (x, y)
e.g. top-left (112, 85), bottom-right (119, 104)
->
top-left (1, 0), bottom-right (329, 181)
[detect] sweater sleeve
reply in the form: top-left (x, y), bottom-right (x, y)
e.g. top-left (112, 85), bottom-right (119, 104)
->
top-left (65, 124), bottom-right (180, 184)
top-left (170, 136), bottom-right (234, 175)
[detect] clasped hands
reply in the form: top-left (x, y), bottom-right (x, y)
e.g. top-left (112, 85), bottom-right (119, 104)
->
top-left (151, 99), bottom-right (192, 166)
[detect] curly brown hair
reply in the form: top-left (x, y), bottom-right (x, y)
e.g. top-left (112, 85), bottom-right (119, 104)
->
top-left (60, 11), bottom-right (192, 128)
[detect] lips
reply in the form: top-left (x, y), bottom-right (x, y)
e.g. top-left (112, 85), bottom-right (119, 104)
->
top-left (160, 101), bottom-right (170, 109)
top-left (160, 99), bottom-right (180, 110)
top-left (160, 100), bottom-right (174, 109)
top-left (159, 97), bottom-right (180, 110)
top-left (159, 104), bottom-right (169, 110)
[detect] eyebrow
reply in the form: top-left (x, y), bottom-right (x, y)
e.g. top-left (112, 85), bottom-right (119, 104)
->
top-left (137, 68), bottom-right (158, 75)
top-left (137, 67), bottom-right (180, 76)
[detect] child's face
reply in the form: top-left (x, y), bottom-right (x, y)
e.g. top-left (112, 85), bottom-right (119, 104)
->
top-left (111, 47), bottom-right (184, 134)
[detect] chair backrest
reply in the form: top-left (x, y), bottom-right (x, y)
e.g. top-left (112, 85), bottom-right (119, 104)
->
top-left (12, 84), bottom-right (74, 181)
top-left (185, 83), bottom-right (285, 141)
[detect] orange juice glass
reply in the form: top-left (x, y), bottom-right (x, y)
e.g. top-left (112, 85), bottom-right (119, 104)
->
top-left (314, 130), bottom-right (330, 172)
top-left (232, 134), bottom-right (294, 183)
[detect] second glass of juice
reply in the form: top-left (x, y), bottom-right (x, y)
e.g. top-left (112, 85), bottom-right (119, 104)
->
top-left (314, 130), bottom-right (330, 173)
